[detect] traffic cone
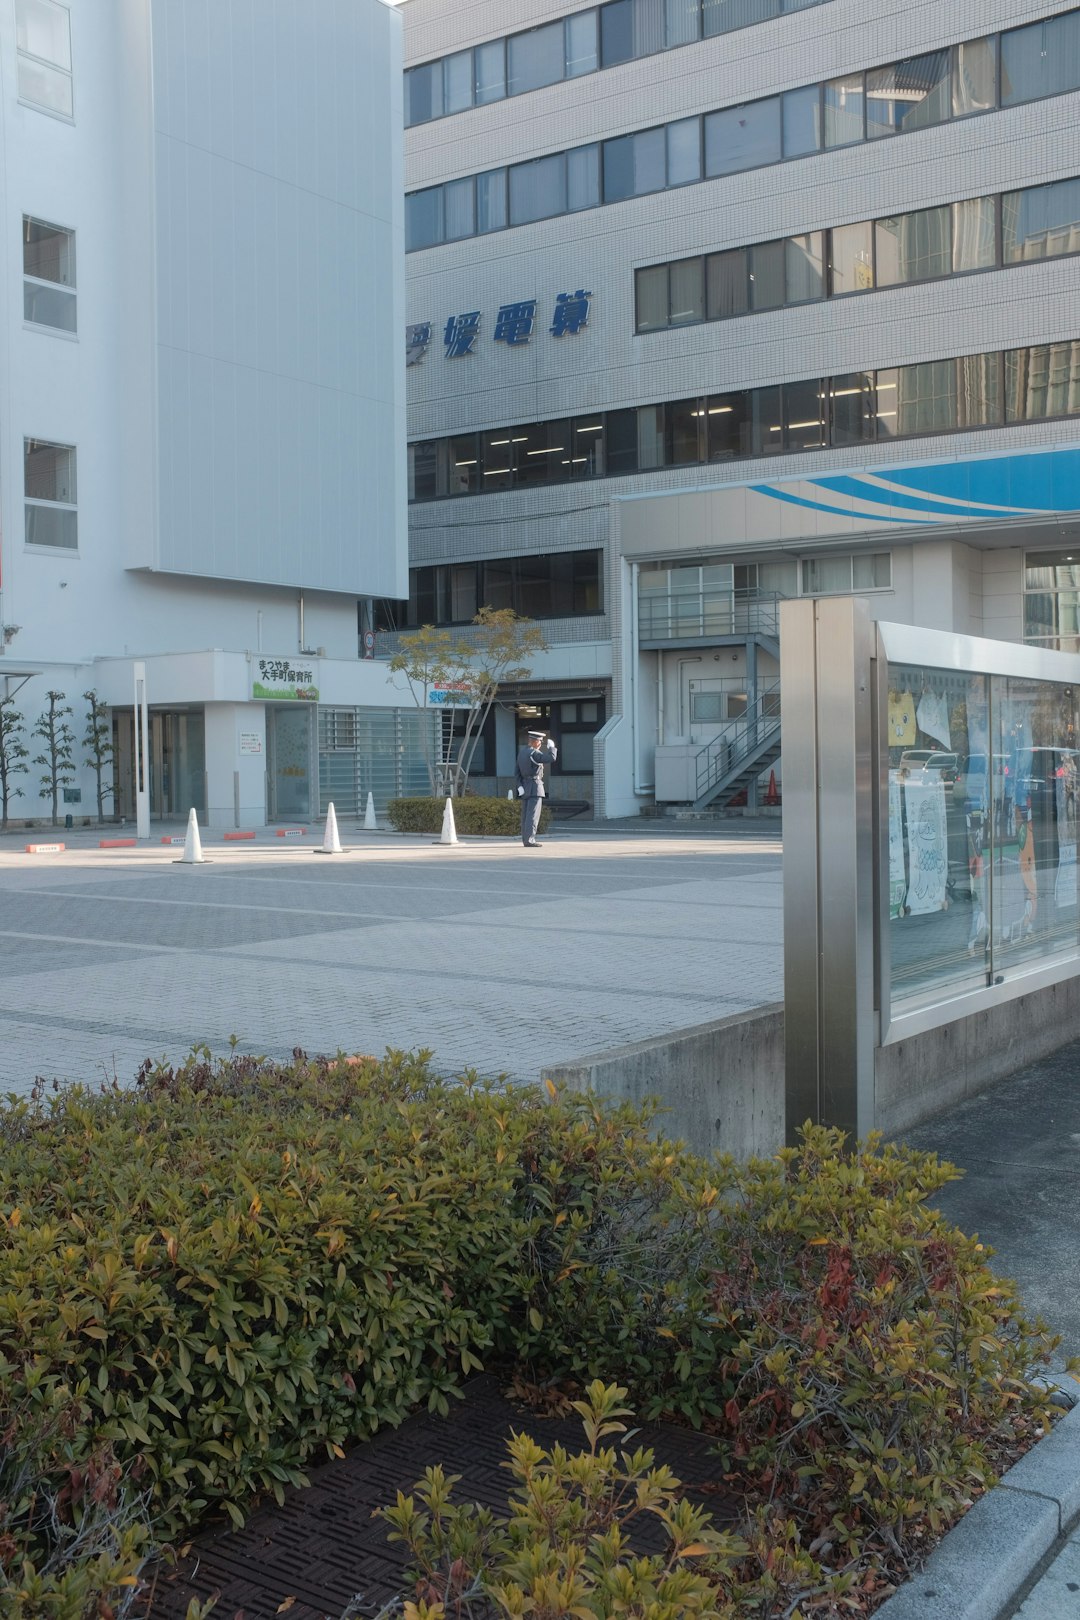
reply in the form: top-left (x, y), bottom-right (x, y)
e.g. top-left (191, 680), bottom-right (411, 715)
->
top-left (439, 797), bottom-right (459, 846)
top-left (364, 791), bottom-right (377, 830)
top-left (764, 769), bottom-right (780, 807)
top-left (314, 801), bottom-right (343, 854)
top-left (174, 807), bottom-right (209, 864)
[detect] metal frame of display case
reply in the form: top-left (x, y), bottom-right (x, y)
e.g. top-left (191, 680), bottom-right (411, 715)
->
top-left (781, 598), bottom-right (1080, 1143)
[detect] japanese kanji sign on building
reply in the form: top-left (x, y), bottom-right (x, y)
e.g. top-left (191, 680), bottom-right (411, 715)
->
top-left (253, 658), bottom-right (320, 702)
top-left (406, 289), bottom-right (592, 365)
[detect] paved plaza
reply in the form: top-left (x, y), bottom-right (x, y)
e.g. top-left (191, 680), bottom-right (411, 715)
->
top-left (0, 823), bottom-right (782, 1098)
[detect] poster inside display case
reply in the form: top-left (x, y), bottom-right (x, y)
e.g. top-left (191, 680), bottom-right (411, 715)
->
top-left (886, 659), bottom-right (1080, 1013)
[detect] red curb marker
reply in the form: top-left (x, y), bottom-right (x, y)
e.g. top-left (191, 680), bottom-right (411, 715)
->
top-left (223, 830), bottom-right (256, 841)
top-left (161, 835), bottom-right (187, 845)
top-left (276, 828), bottom-right (306, 837)
top-left (100, 838), bottom-right (137, 848)
top-left (25, 843), bottom-right (65, 854)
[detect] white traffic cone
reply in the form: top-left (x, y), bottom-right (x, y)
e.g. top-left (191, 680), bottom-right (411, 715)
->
top-left (314, 801), bottom-right (343, 854)
top-left (439, 796), bottom-right (459, 846)
top-left (174, 807), bottom-right (208, 864)
top-left (507, 789), bottom-right (514, 800)
top-left (364, 791), bottom-right (377, 830)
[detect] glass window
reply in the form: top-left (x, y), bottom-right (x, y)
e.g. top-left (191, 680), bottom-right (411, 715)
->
top-left (603, 127), bottom-right (666, 201)
top-left (566, 10), bottom-right (599, 75)
top-left (782, 84), bottom-right (820, 157)
top-left (514, 555), bottom-right (553, 616)
top-left (667, 117), bottom-right (701, 185)
top-left (703, 0), bottom-right (779, 37)
top-left (632, 0), bottom-right (667, 55)
top-left (574, 552), bottom-right (603, 613)
top-left (1003, 178), bottom-right (1080, 263)
top-left (852, 553), bottom-right (891, 589)
top-left (1006, 342), bottom-right (1080, 422)
top-left (605, 408), bottom-right (639, 474)
top-left (449, 564), bottom-right (479, 622)
top-left (409, 567), bottom-right (436, 624)
top-left (567, 144), bottom-right (601, 211)
top-left (571, 418), bottom-right (605, 478)
top-left (637, 404), bottom-right (665, 469)
top-left (481, 560), bottom-right (513, 610)
top-left (874, 368), bottom-right (899, 436)
top-left (895, 359), bottom-right (958, 435)
top-left (666, 398), bottom-right (703, 463)
top-left (829, 373), bottom-right (877, 445)
top-left (509, 154), bottom-right (567, 224)
top-left (752, 385), bottom-right (784, 455)
top-left (443, 50), bottom-right (474, 114)
top-left (956, 352), bottom-right (1002, 427)
top-left (446, 435), bottom-right (481, 496)
top-left (785, 231), bottom-right (824, 302)
top-left (953, 36), bottom-right (997, 116)
top-left (481, 429), bottom-right (515, 491)
top-left (507, 22), bottom-right (566, 94)
top-left (823, 73), bottom-right (863, 147)
top-left (875, 205), bottom-right (950, 285)
top-left (405, 62), bottom-right (442, 125)
top-left (704, 97), bottom-right (781, 176)
top-left (665, 0), bottom-right (701, 47)
top-left (15, 0), bottom-right (72, 117)
top-left (634, 264), bottom-right (667, 330)
top-left (409, 442), bottom-right (439, 501)
top-left (1002, 11), bottom-right (1080, 106)
top-left (668, 258), bottom-right (704, 324)
top-left (749, 238), bottom-right (785, 310)
top-left (952, 195), bottom-right (997, 271)
top-left (706, 248), bottom-right (749, 318)
top-left (406, 188), bottom-right (444, 251)
top-left (22, 216), bottom-right (76, 332)
top-left (443, 177), bottom-right (475, 241)
top-left (515, 419), bottom-right (572, 488)
top-left (706, 391), bottom-right (751, 458)
top-left (599, 0), bottom-right (634, 66)
top-left (866, 51), bottom-right (950, 138)
top-left (783, 377), bottom-right (826, 450)
top-left (802, 556), bottom-right (851, 594)
top-left (477, 170), bottom-right (508, 234)
top-left (829, 220), bottom-right (874, 295)
top-left (475, 39), bottom-right (506, 104)
top-left (24, 437), bottom-right (76, 548)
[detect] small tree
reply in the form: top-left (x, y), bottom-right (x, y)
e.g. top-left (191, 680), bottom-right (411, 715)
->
top-left (32, 690), bottom-right (76, 827)
top-left (0, 698), bottom-right (29, 832)
top-left (82, 689), bottom-right (115, 825)
top-left (389, 607), bottom-right (547, 797)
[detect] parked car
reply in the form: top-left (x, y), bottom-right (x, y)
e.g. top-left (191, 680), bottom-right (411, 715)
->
top-left (898, 749), bottom-right (960, 782)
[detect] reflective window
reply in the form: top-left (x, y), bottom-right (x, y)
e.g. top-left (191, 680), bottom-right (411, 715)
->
top-left (475, 39), bottom-right (506, 104)
top-left (783, 377), bottom-right (826, 450)
top-left (667, 118), bottom-right (702, 185)
top-left (446, 435), bottom-right (481, 496)
top-left (707, 248), bottom-right (749, 318)
top-left (829, 373), bottom-right (877, 444)
top-left (443, 50), bottom-right (473, 115)
top-left (24, 436), bottom-right (77, 548)
top-left (15, 0), bottom-right (73, 117)
top-left (1003, 177), bottom-right (1080, 261)
top-left (567, 10), bottom-right (599, 75)
top-left (600, 0), bottom-right (635, 65)
top-left (508, 22), bottom-right (566, 95)
top-left (637, 404), bottom-right (665, 469)
top-left (704, 98), bottom-right (781, 176)
top-left (603, 127), bottom-right (666, 201)
top-left (476, 170), bottom-right (508, 234)
top-left (567, 145), bottom-right (601, 211)
top-left (823, 73), bottom-right (863, 146)
top-left (706, 391), bottom-right (751, 459)
top-left (405, 61), bottom-right (442, 125)
top-left (785, 231), bottom-right (825, 301)
top-left (1002, 9), bottom-right (1080, 105)
top-left (782, 83), bottom-right (821, 156)
top-left (1006, 341), bottom-right (1080, 421)
top-left (669, 258), bottom-right (705, 323)
top-left (875, 205), bottom-right (951, 285)
top-left (704, 0), bottom-right (779, 36)
top-left (666, 0), bottom-right (702, 47)
top-left (406, 188), bottom-right (444, 252)
top-left (509, 154), bottom-right (567, 224)
top-left (953, 36), bottom-right (996, 116)
top-left (956, 352), bottom-right (1003, 426)
top-left (752, 385), bottom-right (784, 455)
top-left (605, 409), bottom-right (640, 475)
top-left (866, 51), bottom-right (950, 138)
top-left (750, 238), bottom-right (785, 310)
top-left (22, 215), bottom-right (76, 333)
top-left (895, 359), bottom-right (959, 435)
top-left (953, 196), bottom-right (998, 271)
top-left (667, 398), bottom-right (703, 463)
top-left (829, 220), bottom-right (874, 294)
top-left (409, 442), bottom-right (438, 501)
top-left (1025, 549), bottom-right (1080, 650)
top-left (443, 177), bottom-right (475, 241)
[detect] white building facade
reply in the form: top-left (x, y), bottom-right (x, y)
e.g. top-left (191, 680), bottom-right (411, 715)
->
top-left (0, 0), bottom-right (421, 829)
top-left (401, 0), bottom-right (1080, 816)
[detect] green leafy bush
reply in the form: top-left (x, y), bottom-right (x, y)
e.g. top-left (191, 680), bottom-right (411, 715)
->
top-left (386, 798), bottom-right (551, 836)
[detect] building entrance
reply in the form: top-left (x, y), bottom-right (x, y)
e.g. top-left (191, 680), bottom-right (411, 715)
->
top-left (267, 704), bottom-right (315, 820)
top-left (113, 710), bottom-right (206, 821)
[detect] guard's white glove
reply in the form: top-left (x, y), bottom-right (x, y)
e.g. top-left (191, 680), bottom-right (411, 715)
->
top-left (546, 738), bottom-right (556, 752)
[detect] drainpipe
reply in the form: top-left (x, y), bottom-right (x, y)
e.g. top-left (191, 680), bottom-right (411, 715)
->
top-left (298, 591), bottom-right (305, 653)
top-left (630, 562), bottom-right (654, 794)
top-left (657, 653), bottom-right (664, 749)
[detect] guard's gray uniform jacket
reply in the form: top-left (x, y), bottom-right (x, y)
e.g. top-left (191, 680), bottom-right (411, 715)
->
top-left (515, 740), bottom-right (557, 844)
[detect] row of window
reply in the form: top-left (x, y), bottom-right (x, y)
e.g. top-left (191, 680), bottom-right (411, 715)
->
top-left (409, 340), bottom-right (1080, 500)
top-left (24, 215), bottom-right (77, 333)
top-left (405, 8), bottom-right (1080, 250)
top-left (404, 0), bottom-right (826, 126)
top-left (25, 438), bottom-right (77, 549)
top-left (16, 0), bottom-right (72, 118)
top-left (404, 550), bottom-right (603, 627)
top-left (636, 176), bottom-right (1080, 331)
top-left (1023, 549), bottom-right (1080, 650)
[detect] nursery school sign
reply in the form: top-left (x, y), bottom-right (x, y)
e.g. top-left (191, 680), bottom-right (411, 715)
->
top-left (428, 681), bottom-right (478, 707)
top-left (252, 658), bottom-right (319, 702)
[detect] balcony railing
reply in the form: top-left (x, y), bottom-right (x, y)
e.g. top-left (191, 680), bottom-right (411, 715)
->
top-left (694, 682), bottom-right (782, 803)
top-left (638, 588), bottom-right (784, 642)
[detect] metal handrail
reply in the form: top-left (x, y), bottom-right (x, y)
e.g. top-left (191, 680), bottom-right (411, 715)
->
top-left (694, 681), bottom-right (782, 800)
top-left (638, 588), bottom-right (786, 641)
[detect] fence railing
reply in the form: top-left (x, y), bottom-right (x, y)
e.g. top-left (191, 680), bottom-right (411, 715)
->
top-left (694, 682), bottom-right (782, 802)
top-left (638, 589), bottom-right (785, 642)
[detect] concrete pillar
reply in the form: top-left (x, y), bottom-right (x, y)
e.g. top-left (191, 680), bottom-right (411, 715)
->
top-left (204, 704), bottom-right (267, 829)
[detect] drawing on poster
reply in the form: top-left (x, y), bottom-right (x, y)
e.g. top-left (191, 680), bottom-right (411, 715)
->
top-left (888, 773), bottom-right (907, 918)
top-left (902, 775), bottom-right (948, 914)
top-left (1056, 757), bottom-right (1079, 910)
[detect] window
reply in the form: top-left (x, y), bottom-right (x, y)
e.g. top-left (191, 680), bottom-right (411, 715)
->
top-left (23, 216), bottom-right (76, 332)
top-left (1024, 549), bottom-right (1080, 648)
top-left (785, 232), bottom-right (825, 302)
top-left (668, 258), bottom-right (704, 323)
top-left (25, 438), bottom-right (76, 548)
top-left (703, 0), bottom-right (779, 37)
top-left (829, 220), bottom-right (874, 294)
top-left (477, 170), bottom-right (508, 233)
top-left (567, 145), bottom-right (601, 211)
top-left (953, 196), bottom-right (997, 271)
top-left (635, 264), bottom-right (669, 330)
top-left (706, 249), bottom-right (749, 318)
top-left (603, 128), bottom-right (666, 201)
top-left (704, 98), bottom-right (781, 176)
top-left (405, 61), bottom-right (442, 124)
top-left (823, 73), bottom-right (863, 146)
top-left (829, 373), bottom-right (877, 445)
top-left (15, 0), bottom-right (72, 116)
top-left (443, 178), bottom-right (475, 241)
top-left (507, 22), bottom-right (566, 94)
top-left (567, 10), bottom-right (599, 74)
top-left (509, 154), bottom-right (566, 224)
top-left (866, 51), bottom-right (950, 138)
top-left (782, 84), bottom-right (820, 156)
top-left (1003, 177), bottom-right (1080, 262)
top-left (750, 239), bottom-right (785, 310)
top-left (953, 36), bottom-right (996, 116)
top-left (405, 188), bottom-right (444, 252)
top-left (706, 391), bottom-right (751, 459)
top-left (409, 442), bottom-right (438, 502)
top-left (443, 50), bottom-right (473, 115)
top-left (666, 118), bottom-right (701, 185)
top-left (1006, 341), bottom-right (1080, 421)
top-left (1001, 10), bottom-right (1080, 105)
top-left (802, 553), bottom-right (890, 594)
top-left (407, 551), bottom-right (603, 626)
top-left (875, 205), bottom-right (950, 285)
top-left (475, 40), bottom-right (506, 104)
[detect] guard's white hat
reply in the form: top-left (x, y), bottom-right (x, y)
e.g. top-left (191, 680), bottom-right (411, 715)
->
top-left (527, 728), bottom-right (546, 738)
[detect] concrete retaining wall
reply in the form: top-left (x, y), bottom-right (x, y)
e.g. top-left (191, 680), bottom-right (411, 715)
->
top-left (543, 975), bottom-right (1080, 1158)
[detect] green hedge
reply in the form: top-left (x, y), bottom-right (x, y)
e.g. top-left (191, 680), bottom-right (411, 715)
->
top-left (386, 796), bottom-right (551, 835)
top-left (0, 1051), bottom-right (1063, 1617)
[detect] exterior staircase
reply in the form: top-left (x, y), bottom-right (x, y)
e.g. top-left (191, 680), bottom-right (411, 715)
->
top-left (692, 683), bottom-right (781, 810)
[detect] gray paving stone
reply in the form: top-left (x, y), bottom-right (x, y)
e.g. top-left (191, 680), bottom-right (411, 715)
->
top-left (1013, 1529), bottom-right (1080, 1619)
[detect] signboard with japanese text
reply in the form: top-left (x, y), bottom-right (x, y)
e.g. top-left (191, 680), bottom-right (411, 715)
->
top-left (406, 289), bottom-right (592, 366)
top-left (239, 732), bottom-right (263, 755)
top-left (253, 657), bottom-right (319, 702)
top-left (428, 681), bottom-right (478, 708)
